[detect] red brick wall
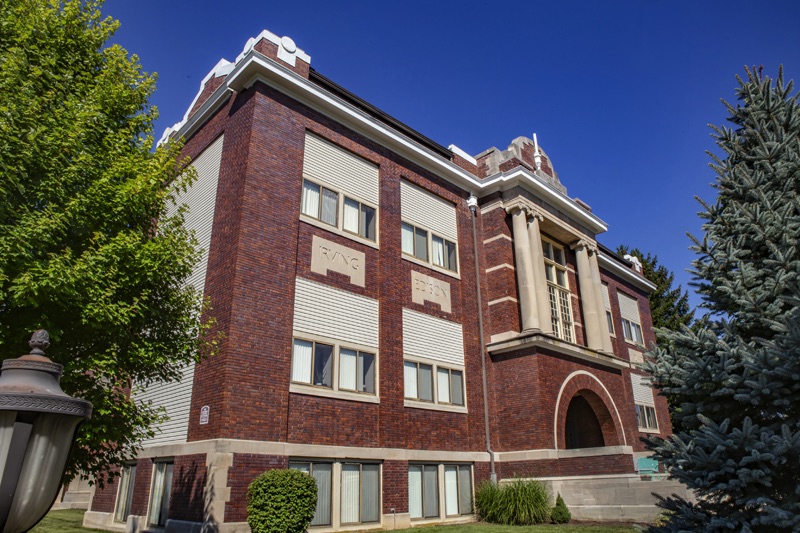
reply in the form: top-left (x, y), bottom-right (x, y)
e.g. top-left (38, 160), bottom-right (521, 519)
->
top-left (130, 459), bottom-right (153, 517)
top-left (89, 465), bottom-right (119, 513)
top-left (226, 454), bottom-right (287, 522)
top-left (382, 460), bottom-right (409, 514)
top-left (497, 453), bottom-right (633, 478)
top-left (170, 454), bottom-right (207, 522)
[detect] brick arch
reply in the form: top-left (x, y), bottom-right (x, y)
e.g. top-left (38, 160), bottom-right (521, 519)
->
top-left (553, 371), bottom-right (626, 449)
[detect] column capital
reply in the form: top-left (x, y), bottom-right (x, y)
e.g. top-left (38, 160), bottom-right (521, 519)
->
top-left (570, 238), bottom-right (597, 254)
top-left (529, 208), bottom-right (545, 223)
top-left (504, 198), bottom-right (531, 216)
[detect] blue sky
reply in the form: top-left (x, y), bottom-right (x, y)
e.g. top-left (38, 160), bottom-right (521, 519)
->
top-left (104, 0), bottom-right (800, 312)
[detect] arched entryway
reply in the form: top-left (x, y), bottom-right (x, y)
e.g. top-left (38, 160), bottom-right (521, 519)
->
top-left (564, 392), bottom-right (606, 449)
top-left (554, 371), bottom-right (627, 449)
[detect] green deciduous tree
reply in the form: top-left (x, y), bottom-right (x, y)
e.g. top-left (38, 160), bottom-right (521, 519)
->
top-left (646, 67), bottom-right (800, 532)
top-left (0, 0), bottom-right (216, 484)
top-left (616, 246), bottom-right (694, 333)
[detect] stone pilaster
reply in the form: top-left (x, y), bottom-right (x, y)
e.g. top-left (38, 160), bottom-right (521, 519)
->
top-left (507, 204), bottom-right (540, 332)
top-left (527, 211), bottom-right (553, 334)
top-left (589, 248), bottom-right (615, 353)
top-left (573, 240), bottom-right (604, 351)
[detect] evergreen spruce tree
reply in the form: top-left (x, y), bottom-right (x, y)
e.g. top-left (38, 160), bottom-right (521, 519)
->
top-left (0, 0), bottom-right (216, 483)
top-left (646, 67), bottom-right (800, 531)
top-left (616, 245), bottom-right (694, 333)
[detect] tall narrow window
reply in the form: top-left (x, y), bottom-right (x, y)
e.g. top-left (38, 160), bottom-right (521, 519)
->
top-left (341, 463), bottom-right (380, 524)
top-left (290, 461), bottom-right (332, 526)
top-left (148, 461), bottom-right (173, 527)
top-left (404, 361), bottom-right (433, 402)
top-left (343, 197), bottom-right (377, 241)
top-left (291, 339), bottom-right (333, 388)
top-left (409, 465), bottom-right (440, 519)
top-left (602, 283), bottom-right (615, 335)
top-left (114, 464), bottom-right (136, 523)
top-left (543, 240), bottom-right (574, 342)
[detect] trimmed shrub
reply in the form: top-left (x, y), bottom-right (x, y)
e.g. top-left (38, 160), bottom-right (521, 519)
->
top-left (247, 468), bottom-right (317, 533)
top-left (475, 478), bottom-right (551, 525)
top-left (550, 492), bottom-right (572, 524)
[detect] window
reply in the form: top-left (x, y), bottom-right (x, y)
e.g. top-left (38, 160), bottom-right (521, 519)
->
top-left (542, 240), bottom-right (574, 342)
top-left (404, 361), bottom-right (464, 406)
top-left (341, 463), bottom-right (380, 524)
top-left (636, 404), bottom-right (658, 430)
top-left (401, 222), bottom-right (458, 272)
top-left (302, 179), bottom-right (377, 241)
top-left (409, 464), bottom-right (472, 520)
top-left (601, 283), bottom-right (614, 335)
top-left (148, 460), bottom-right (173, 527)
top-left (618, 292), bottom-right (644, 346)
top-left (290, 461), bottom-right (333, 526)
top-left (292, 338), bottom-right (376, 395)
top-left (290, 461), bottom-right (380, 527)
top-left (114, 463), bottom-right (136, 523)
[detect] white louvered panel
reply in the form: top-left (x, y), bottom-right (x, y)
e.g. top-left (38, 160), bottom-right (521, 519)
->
top-left (601, 283), bottom-right (611, 310)
top-left (630, 373), bottom-right (655, 406)
top-left (402, 308), bottom-right (464, 367)
top-left (135, 135), bottom-right (224, 446)
top-left (166, 134), bottom-right (224, 295)
top-left (400, 180), bottom-right (458, 241)
top-left (303, 133), bottom-right (379, 205)
top-left (293, 277), bottom-right (379, 348)
top-left (618, 292), bottom-right (642, 322)
top-left (135, 361), bottom-right (196, 446)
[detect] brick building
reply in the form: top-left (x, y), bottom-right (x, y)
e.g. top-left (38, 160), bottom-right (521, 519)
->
top-left (84, 30), bottom-right (684, 532)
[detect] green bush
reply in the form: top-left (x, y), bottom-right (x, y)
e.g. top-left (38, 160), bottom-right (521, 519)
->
top-left (474, 478), bottom-right (551, 525)
top-left (550, 492), bottom-right (572, 524)
top-left (246, 468), bottom-right (318, 533)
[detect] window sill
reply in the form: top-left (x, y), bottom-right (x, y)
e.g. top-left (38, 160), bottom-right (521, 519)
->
top-left (300, 216), bottom-right (380, 250)
top-left (289, 383), bottom-right (380, 404)
top-left (404, 399), bottom-right (467, 414)
top-left (624, 339), bottom-right (646, 349)
top-left (402, 254), bottom-right (461, 280)
top-left (637, 427), bottom-right (660, 434)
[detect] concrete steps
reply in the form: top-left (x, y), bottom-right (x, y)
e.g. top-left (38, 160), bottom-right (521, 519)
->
top-left (545, 476), bottom-right (692, 523)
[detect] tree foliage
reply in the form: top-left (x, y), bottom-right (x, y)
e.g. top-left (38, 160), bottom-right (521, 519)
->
top-left (0, 0), bottom-right (216, 484)
top-left (616, 245), bottom-right (694, 333)
top-left (646, 67), bottom-right (800, 532)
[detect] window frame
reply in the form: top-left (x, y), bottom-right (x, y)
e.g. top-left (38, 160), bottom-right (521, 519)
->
top-left (602, 283), bottom-right (615, 336)
top-left (401, 221), bottom-right (459, 274)
top-left (289, 460), bottom-right (334, 526)
top-left (290, 334), bottom-right (379, 403)
top-left (114, 463), bottom-right (136, 523)
top-left (300, 178), bottom-right (379, 245)
top-left (147, 459), bottom-right (174, 528)
top-left (622, 318), bottom-right (644, 346)
top-left (404, 358), bottom-right (466, 411)
top-left (635, 404), bottom-right (659, 431)
top-left (290, 459), bottom-right (381, 528)
top-left (409, 463), bottom-right (473, 522)
top-left (542, 239), bottom-right (575, 343)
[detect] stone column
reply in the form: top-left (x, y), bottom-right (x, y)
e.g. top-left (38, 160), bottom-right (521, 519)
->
top-left (527, 211), bottom-right (553, 334)
top-left (573, 240), bottom-right (603, 351)
top-left (589, 248), bottom-right (615, 353)
top-left (508, 205), bottom-right (540, 332)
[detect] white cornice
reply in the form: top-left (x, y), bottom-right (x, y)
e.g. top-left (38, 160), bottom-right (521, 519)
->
top-left (598, 253), bottom-right (656, 292)
top-left (165, 48), bottom-right (609, 235)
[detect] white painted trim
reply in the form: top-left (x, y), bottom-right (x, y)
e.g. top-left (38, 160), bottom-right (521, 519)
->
top-left (553, 370), bottom-right (628, 449)
top-left (483, 234), bottom-right (513, 244)
top-left (485, 263), bottom-right (514, 273)
top-left (598, 253), bottom-right (656, 292)
top-left (447, 144), bottom-right (477, 165)
top-left (487, 296), bottom-right (517, 306)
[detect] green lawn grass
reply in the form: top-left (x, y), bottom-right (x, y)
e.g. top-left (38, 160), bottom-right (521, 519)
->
top-left (31, 510), bottom-right (637, 533)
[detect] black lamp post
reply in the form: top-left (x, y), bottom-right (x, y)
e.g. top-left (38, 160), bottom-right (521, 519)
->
top-left (0, 330), bottom-right (92, 533)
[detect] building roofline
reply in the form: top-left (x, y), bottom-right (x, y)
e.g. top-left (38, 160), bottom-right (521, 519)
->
top-left (165, 45), bottom-right (609, 236)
